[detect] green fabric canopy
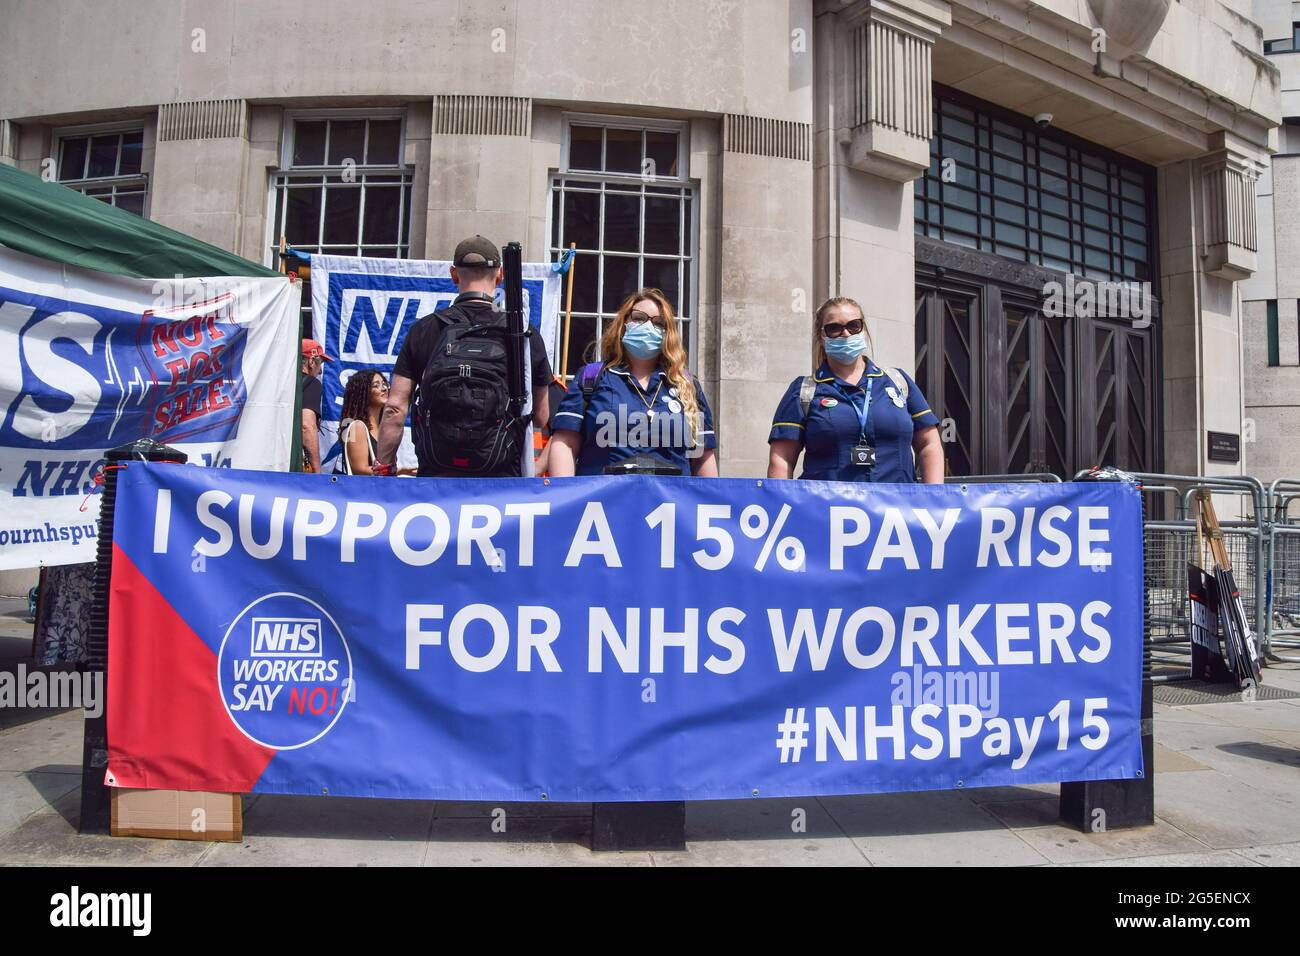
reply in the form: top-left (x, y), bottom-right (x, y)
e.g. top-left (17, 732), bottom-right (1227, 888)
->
top-left (0, 161), bottom-right (279, 278)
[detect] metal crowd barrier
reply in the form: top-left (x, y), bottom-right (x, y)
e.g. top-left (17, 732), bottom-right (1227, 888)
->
top-left (1268, 479), bottom-right (1300, 663)
top-left (943, 473), bottom-right (1062, 484)
top-left (951, 471), bottom-right (1273, 684)
top-left (1074, 472), bottom-right (1268, 683)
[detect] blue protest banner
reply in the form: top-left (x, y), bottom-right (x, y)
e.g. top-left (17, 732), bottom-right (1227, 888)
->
top-left (107, 464), bottom-right (1143, 801)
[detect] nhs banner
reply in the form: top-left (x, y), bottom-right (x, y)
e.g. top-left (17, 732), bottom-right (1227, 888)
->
top-left (107, 464), bottom-right (1144, 802)
top-left (309, 255), bottom-right (561, 471)
top-left (0, 247), bottom-right (299, 570)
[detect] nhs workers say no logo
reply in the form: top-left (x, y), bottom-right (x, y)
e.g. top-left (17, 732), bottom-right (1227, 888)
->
top-left (217, 593), bottom-right (353, 749)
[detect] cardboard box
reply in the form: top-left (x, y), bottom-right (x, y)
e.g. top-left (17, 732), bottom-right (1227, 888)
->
top-left (111, 788), bottom-right (242, 842)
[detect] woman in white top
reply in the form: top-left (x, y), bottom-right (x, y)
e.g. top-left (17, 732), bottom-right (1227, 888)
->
top-left (335, 370), bottom-right (414, 476)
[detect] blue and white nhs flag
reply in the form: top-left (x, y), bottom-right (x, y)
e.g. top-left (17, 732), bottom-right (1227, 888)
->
top-left (309, 255), bottom-right (561, 471)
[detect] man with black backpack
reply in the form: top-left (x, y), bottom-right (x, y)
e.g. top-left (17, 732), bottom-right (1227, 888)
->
top-left (373, 236), bottom-right (552, 477)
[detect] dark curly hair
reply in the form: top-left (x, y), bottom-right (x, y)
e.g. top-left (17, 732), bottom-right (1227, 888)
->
top-left (340, 369), bottom-right (385, 429)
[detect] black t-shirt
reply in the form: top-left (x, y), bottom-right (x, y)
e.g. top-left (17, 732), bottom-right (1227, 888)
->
top-left (301, 374), bottom-right (322, 421)
top-left (393, 297), bottom-right (553, 478)
top-left (393, 298), bottom-right (553, 390)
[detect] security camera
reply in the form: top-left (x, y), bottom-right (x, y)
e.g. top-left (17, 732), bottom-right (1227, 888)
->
top-left (1034, 113), bottom-right (1053, 129)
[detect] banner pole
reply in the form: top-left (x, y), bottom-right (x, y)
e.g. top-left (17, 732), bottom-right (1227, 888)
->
top-left (560, 242), bottom-right (576, 379)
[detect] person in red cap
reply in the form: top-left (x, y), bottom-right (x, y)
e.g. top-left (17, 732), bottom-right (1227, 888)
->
top-left (300, 338), bottom-right (333, 473)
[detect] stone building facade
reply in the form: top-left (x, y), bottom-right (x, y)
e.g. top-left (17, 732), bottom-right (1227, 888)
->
top-left (0, 0), bottom-right (1281, 482)
top-left (1243, 0), bottom-right (1300, 485)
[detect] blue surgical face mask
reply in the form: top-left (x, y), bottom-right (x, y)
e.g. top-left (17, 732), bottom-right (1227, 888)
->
top-left (622, 321), bottom-right (664, 360)
top-left (824, 331), bottom-right (867, 363)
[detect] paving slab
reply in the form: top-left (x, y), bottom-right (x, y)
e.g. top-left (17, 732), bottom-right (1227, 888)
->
top-left (652, 798), bottom-right (868, 867)
top-left (0, 790), bottom-right (211, 866)
top-left (1255, 666), bottom-right (1300, 692)
top-left (1185, 700), bottom-right (1300, 734)
top-left (1153, 705), bottom-right (1235, 727)
top-left (423, 815), bottom-right (649, 866)
top-left (1153, 743), bottom-right (1208, 773)
top-left (1236, 841), bottom-right (1300, 866)
top-left (0, 709), bottom-right (84, 772)
top-left (964, 783), bottom-right (1060, 804)
top-left (199, 794), bottom-right (435, 867)
top-left (1054, 849), bottom-right (1260, 867)
top-left (0, 771), bottom-right (79, 839)
top-left (982, 799), bottom-right (1208, 863)
top-left (818, 790), bottom-right (1050, 866)
top-left (1154, 769), bottom-right (1299, 849)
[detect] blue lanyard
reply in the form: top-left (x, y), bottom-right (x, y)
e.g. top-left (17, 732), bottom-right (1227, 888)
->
top-left (831, 378), bottom-right (872, 441)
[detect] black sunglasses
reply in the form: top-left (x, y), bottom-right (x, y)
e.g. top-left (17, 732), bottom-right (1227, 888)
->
top-left (822, 318), bottom-right (864, 338)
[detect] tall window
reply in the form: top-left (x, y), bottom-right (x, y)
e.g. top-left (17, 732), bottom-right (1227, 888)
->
top-left (916, 89), bottom-right (1155, 285)
top-left (57, 127), bottom-right (147, 215)
top-left (549, 117), bottom-right (697, 373)
top-left (271, 113), bottom-right (414, 332)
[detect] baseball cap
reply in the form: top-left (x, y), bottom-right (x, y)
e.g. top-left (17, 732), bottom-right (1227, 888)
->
top-left (453, 235), bottom-right (501, 268)
top-left (301, 338), bottom-right (333, 361)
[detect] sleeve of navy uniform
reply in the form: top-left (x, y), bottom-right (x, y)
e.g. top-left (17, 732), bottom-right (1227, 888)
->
top-left (902, 370), bottom-right (940, 429)
top-left (551, 373), bottom-right (588, 435)
top-left (768, 377), bottom-right (806, 444)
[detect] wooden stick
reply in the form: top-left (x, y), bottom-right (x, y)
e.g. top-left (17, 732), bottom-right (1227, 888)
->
top-left (560, 242), bottom-right (576, 379)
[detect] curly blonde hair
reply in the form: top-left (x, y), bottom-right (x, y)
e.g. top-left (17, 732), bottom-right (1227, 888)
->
top-left (598, 288), bottom-right (700, 445)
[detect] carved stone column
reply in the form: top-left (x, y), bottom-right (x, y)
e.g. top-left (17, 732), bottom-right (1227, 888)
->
top-left (826, 0), bottom-right (950, 182)
top-left (1199, 138), bottom-right (1262, 281)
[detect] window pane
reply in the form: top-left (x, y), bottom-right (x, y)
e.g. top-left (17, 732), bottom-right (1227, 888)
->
top-left (605, 128), bottom-right (640, 174)
top-left (59, 137), bottom-right (88, 180)
top-left (570, 253), bottom-right (599, 313)
top-left (362, 186), bottom-right (401, 244)
top-left (285, 186), bottom-right (323, 245)
top-left (550, 188), bottom-right (561, 248)
top-left (562, 189), bottom-right (599, 250)
top-left (119, 130), bottom-right (143, 175)
top-left (602, 255), bottom-right (639, 312)
top-left (603, 193), bottom-right (640, 252)
top-left (645, 129), bottom-right (678, 179)
top-left (644, 197), bottom-right (680, 254)
top-left (569, 126), bottom-right (602, 170)
top-left (642, 258), bottom-right (679, 310)
top-left (682, 263), bottom-right (691, 319)
top-left (564, 315), bottom-right (599, 372)
top-left (88, 134), bottom-right (119, 178)
top-left (323, 187), bottom-right (361, 245)
top-left (328, 120), bottom-right (366, 166)
top-left (366, 120), bottom-right (400, 165)
top-left (116, 191), bottom-right (145, 216)
top-left (294, 121), bottom-right (326, 166)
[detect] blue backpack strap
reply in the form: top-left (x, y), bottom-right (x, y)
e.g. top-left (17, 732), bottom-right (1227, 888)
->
top-left (572, 361), bottom-right (604, 435)
top-left (580, 361), bottom-right (604, 403)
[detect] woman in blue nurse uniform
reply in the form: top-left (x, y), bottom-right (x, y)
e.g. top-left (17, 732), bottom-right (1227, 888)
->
top-left (547, 288), bottom-right (718, 477)
top-left (767, 297), bottom-right (944, 484)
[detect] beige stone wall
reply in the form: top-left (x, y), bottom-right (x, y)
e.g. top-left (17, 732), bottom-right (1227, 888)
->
top-left (0, 0), bottom-right (1284, 482)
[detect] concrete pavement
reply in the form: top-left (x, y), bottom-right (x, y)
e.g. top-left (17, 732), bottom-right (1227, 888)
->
top-left (3, 597), bottom-right (1299, 866)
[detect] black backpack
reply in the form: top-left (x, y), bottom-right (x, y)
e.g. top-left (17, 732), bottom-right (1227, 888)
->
top-left (413, 305), bottom-right (527, 475)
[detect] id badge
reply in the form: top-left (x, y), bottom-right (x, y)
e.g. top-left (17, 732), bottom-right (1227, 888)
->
top-left (852, 442), bottom-right (876, 467)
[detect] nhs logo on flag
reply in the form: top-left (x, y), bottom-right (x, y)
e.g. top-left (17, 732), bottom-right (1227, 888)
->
top-left (318, 269), bottom-right (544, 427)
